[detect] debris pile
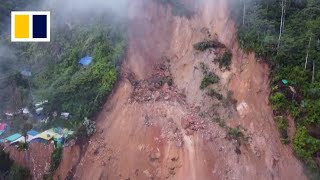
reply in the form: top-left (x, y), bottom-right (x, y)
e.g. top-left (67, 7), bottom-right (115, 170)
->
top-left (128, 59), bottom-right (186, 104)
top-left (181, 114), bottom-right (206, 135)
top-left (161, 118), bottom-right (184, 148)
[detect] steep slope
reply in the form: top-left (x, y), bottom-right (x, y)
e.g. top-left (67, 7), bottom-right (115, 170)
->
top-left (64, 0), bottom-right (307, 179)
top-left (4, 143), bottom-right (53, 179)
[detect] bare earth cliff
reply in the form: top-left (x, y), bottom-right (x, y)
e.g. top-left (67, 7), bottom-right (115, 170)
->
top-left (54, 0), bottom-right (307, 179)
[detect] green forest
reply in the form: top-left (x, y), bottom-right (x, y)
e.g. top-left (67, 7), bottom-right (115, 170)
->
top-left (0, 1), bottom-right (127, 133)
top-left (21, 20), bottom-right (126, 129)
top-left (231, 0), bottom-right (320, 177)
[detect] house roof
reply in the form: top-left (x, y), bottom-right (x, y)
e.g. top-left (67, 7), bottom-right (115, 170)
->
top-left (0, 123), bottom-right (8, 131)
top-left (79, 56), bottom-right (92, 66)
top-left (38, 132), bottom-right (54, 141)
top-left (28, 128), bottom-right (74, 143)
top-left (10, 137), bottom-right (25, 144)
top-left (6, 133), bottom-right (22, 142)
top-left (31, 129), bottom-right (60, 141)
top-left (27, 130), bottom-right (39, 136)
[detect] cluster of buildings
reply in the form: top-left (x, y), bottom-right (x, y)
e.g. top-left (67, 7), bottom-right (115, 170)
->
top-left (0, 127), bottom-right (73, 148)
top-left (0, 103), bottom-right (73, 147)
top-left (0, 57), bottom-right (92, 148)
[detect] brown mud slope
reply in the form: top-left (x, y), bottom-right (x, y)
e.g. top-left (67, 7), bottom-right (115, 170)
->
top-left (54, 145), bottom-right (81, 179)
top-left (69, 0), bottom-right (306, 179)
top-left (5, 143), bottom-right (53, 180)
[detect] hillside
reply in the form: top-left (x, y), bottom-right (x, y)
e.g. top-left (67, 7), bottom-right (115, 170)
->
top-left (232, 0), bottom-right (320, 177)
top-left (64, 0), bottom-right (306, 179)
top-left (0, 0), bottom-right (126, 136)
top-left (1, 0), bottom-right (319, 180)
top-left (0, 0), bottom-right (127, 179)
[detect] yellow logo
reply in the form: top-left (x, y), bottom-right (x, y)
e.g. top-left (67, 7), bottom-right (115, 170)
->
top-left (11, 11), bottom-right (50, 42)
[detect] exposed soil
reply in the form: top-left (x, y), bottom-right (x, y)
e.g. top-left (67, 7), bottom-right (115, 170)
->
top-left (4, 143), bottom-right (53, 180)
top-left (54, 145), bottom-right (81, 180)
top-left (57, 0), bottom-right (307, 179)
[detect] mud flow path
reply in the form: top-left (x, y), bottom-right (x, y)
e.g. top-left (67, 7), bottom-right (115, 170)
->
top-left (58, 0), bottom-right (307, 179)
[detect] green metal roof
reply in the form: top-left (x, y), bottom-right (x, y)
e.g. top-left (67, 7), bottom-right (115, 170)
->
top-left (6, 133), bottom-right (22, 142)
top-left (282, 79), bottom-right (288, 84)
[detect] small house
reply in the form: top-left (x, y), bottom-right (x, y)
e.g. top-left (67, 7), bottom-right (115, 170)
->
top-left (36, 107), bottom-right (44, 115)
top-left (28, 131), bottom-right (54, 144)
top-left (28, 128), bottom-right (61, 144)
top-left (27, 130), bottom-right (39, 137)
top-left (10, 136), bottom-right (26, 145)
top-left (5, 133), bottom-right (22, 143)
top-left (27, 130), bottom-right (39, 140)
top-left (35, 100), bottom-right (48, 108)
top-left (61, 112), bottom-right (70, 119)
top-left (28, 128), bottom-right (73, 144)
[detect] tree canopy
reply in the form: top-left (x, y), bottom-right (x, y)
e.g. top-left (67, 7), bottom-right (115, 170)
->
top-left (231, 0), bottom-right (320, 176)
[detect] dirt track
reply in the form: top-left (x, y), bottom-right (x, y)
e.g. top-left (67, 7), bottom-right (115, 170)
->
top-left (57, 0), bottom-right (307, 179)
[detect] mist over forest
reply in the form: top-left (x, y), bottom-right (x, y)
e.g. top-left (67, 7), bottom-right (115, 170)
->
top-left (0, 0), bottom-right (128, 136)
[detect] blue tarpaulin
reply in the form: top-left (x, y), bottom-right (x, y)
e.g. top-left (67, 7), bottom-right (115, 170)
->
top-left (79, 56), bottom-right (93, 66)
